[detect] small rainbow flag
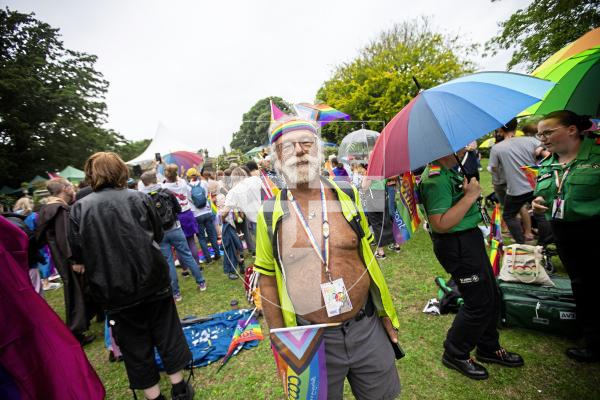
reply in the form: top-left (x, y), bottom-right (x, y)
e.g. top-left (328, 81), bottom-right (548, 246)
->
top-left (218, 317), bottom-right (264, 372)
top-left (391, 173), bottom-right (422, 245)
top-left (488, 204), bottom-right (503, 276)
top-left (520, 165), bottom-right (540, 190)
top-left (294, 103), bottom-right (350, 126)
top-left (260, 170), bottom-right (279, 200)
top-left (209, 197), bottom-right (218, 215)
top-left (270, 324), bottom-right (332, 400)
top-left (428, 165), bottom-right (441, 176)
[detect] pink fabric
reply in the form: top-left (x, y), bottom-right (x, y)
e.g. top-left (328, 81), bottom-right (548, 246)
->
top-left (0, 216), bottom-right (105, 400)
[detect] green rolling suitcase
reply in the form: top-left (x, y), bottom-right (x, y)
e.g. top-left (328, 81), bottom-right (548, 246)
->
top-left (498, 276), bottom-right (579, 338)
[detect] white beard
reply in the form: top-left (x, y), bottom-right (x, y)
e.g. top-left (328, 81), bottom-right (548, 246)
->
top-left (276, 153), bottom-right (322, 188)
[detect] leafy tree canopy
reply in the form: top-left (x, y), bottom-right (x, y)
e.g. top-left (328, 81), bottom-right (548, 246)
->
top-left (316, 18), bottom-right (475, 143)
top-left (230, 96), bottom-right (291, 153)
top-left (486, 0), bottom-right (600, 71)
top-left (0, 8), bottom-right (129, 186)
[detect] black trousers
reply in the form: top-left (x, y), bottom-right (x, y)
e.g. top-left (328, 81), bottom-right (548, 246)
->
top-left (432, 228), bottom-right (500, 359)
top-left (503, 191), bottom-right (552, 245)
top-left (551, 217), bottom-right (600, 353)
top-left (108, 295), bottom-right (192, 390)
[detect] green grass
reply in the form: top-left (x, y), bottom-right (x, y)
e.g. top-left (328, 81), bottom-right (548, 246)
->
top-left (44, 163), bottom-right (600, 399)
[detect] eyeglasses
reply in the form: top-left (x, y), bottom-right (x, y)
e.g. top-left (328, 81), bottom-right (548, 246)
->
top-left (535, 127), bottom-right (561, 139)
top-left (277, 139), bottom-right (315, 156)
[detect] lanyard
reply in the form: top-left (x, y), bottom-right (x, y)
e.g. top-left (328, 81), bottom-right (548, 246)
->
top-left (554, 167), bottom-right (571, 197)
top-left (287, 182), bottom-right (332, 282)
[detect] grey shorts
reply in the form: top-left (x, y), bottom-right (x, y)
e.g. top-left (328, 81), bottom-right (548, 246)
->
top-left (323, 313), bottom-right (401, 400)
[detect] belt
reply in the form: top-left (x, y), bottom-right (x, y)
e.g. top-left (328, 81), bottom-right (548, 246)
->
top-left (296, 295), bottom-right (375, 326)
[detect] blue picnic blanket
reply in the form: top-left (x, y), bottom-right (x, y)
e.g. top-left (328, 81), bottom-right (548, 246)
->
top-left (155, 309), bottom-right (260, 369)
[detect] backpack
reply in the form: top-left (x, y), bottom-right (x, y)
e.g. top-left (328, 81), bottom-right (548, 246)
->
top-left (148, 189), bottom-right (177, 230)
top-left (191, 183), bottom-right (207, 209)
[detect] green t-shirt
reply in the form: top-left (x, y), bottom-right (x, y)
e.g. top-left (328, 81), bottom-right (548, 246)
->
top-left (419, 163), bottom-right (482, 233)
top-left (534, 137), bottom-right (600, 222)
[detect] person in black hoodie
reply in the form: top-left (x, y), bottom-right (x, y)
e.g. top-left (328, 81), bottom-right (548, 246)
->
top-left (69, 152), bottom-right (194, 400)
top-left (35, 178), bottom-right (95, 345)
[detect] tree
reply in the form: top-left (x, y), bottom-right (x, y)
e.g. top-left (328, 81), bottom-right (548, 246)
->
top-left (230, 96), bottom-right (291, 153)
top-left (0, 8), bottom-right (127, 186)
top-left (316, 19), bottom-right (475, 143)
top-left (486, 0), bottom-right (600, 71)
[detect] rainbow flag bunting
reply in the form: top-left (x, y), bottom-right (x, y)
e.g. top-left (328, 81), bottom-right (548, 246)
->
top-left (520, 165), bottom-right (540, 190)
top-left (270, 324), bottom-right (331, 400)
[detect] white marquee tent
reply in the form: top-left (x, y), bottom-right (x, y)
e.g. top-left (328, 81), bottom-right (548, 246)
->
top-left (126, 123), bottom-right (197, 165)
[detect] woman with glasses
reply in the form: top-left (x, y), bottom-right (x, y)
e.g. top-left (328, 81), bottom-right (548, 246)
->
top-left (532, 110), bottom-right (600, 363)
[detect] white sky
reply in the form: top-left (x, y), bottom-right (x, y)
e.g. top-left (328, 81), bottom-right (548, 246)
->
top-left (5, 0), bottom-right (532, 157)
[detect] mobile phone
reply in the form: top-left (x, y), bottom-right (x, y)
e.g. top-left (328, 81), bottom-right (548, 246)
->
top-left (390, 340), bottom-right (405, 360)
top-left (155, 152), bottom-right (162, 163)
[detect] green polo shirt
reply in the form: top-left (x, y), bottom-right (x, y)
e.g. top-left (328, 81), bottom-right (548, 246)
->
top-left (534, 137), bottom-right (600, 222)
top-left (419, 163), bottom-right (482, 233)
top-left (254, 178), bottom-right (400, 330)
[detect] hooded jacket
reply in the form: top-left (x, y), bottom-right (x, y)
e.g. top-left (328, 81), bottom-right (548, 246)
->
top-left (69, 188), bottom-right (170, 310)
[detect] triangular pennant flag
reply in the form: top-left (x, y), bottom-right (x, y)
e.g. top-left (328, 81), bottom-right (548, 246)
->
top-left (270, 100), bottom-right (287, 123)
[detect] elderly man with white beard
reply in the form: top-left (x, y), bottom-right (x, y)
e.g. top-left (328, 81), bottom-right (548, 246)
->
top-left (254, 103), bottom-right (401, 400)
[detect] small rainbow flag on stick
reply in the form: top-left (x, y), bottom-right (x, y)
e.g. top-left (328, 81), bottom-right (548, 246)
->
top-left (520, 165), bottom-right (540, 190)
top-left (218, 308), bottom-right (264, 372)
top-left (260, 170), bottom-right (280, 200)
top-left (488, 204), bottom-right (503, 276)
top-left (270, 323), bottom-right (338, 400)
top-left (293, 103), bottom-right (350, 126)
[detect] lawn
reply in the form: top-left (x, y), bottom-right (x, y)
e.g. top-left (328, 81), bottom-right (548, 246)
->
top-left (44, 162), bottom-right (600, 399)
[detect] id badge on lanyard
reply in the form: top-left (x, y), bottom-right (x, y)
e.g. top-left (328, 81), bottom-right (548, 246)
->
top-left (552, 168), bottom-right (570, 220)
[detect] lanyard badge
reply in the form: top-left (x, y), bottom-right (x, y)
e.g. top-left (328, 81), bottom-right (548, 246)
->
top-left (552, 167), bottom-right (570, 220)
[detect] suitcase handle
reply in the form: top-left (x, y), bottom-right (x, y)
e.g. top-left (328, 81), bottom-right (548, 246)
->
top-left (525, 293), bottom-right (575, 302)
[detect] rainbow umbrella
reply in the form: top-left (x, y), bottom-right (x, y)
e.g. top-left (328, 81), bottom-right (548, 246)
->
top-left (531, 27), bottom-right (600, 77)
top-left (366, 72), bottom-right (554, 178)
top-left (162, 151), bottom-right (203, 170)
top-left (521, 46), bottom-right (600, 116)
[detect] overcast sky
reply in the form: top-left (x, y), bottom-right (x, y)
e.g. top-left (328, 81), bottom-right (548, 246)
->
top-left (6, 0), bottom-right (532, 157)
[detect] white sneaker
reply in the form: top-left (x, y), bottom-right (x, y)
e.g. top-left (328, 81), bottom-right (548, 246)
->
top-left (48, 274), bottom-right (61, 282)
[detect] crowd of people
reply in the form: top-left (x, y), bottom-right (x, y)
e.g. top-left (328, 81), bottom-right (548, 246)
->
top-left (2, 107), bottom-right (599, 399)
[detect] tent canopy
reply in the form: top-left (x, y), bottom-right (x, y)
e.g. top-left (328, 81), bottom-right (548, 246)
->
top-left (246, 145), bottom-right (267, 157)
top-left (127, 123), bottom-right (198, 165)
top-left (58, 166), bottom-right (85, 181)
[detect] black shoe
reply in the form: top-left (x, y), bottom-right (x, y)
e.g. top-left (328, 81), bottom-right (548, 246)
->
top-left (171, 380), bottom-right (194, 400)
top-left (213, 255), bottom-right (221, 262)
top-left (566, 348), bottom-right (600, 363)
top-left (76, 333), bottom-right (96, 347)
top-left (476, 348), bottom-right (524, 367)
top-left (442, 352), bottom-right (489, 380)
top-left (181, 270), bottom-right (190, 277)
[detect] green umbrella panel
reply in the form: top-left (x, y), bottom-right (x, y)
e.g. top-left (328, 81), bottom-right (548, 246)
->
top-left (522, 46), bottom-right (600, 117)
